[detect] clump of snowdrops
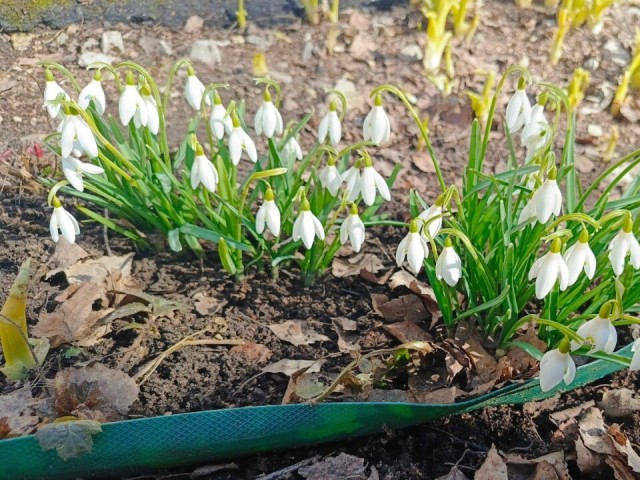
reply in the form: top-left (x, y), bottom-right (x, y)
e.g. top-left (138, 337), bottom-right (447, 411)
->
top-left (393, 65), bottom-right (640, 392)
top-left (41, 60), bottom-right (398, 285)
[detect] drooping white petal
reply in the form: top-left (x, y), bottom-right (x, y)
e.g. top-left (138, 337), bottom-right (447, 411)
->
top-left (210, 104), bottom-right (232, 140)
top-left (505, 89), bottom-right (531, 134)
top-left (300, 213), bottom-right (316, 249)
top-left (372, 168), bottom-right (391, 201)
top-left (534, 179), bottom-right (561, 223)
top-left (143, 95), bottom-right (160, 135)
top-left (241, 130), bottom-right (258, 163)
top-left (74, 117), bottom-right (98, 158)
top-left (418, 205), bottom-right (442, 239)
top-left (255, 203), bottom-right (267, 234)
top-left (311, 213), bottom-right (325, 241)
top-left (328, 111), bottom-right (342, 146)
top-left (78, 79), bottom-right (106, 115)
top-left (319, 164), bottom-right (342, 196)
top-left (630, 339), bottom-right (640, 371)
top-left (360, 167), bottom-right (376, 206)
top-left (540, 349), bottom-right (572, 392)
top-left (396, 235), bottom-right (409, 268)
top-left (406, 234), bottom-right (427, 275)
top-left (363, 105), bottom-right (391, 145)
top-left (51, 206), bottom-right (80, 244)
top-left (184, 75), bottom-right (209, 111)
top-left (529, 250), bottom-right (568, 299)
top-left (436, 246), bottom-right (462, 286)
top-left (44, 81), bottom-right (69, 118)
top-left (119, 85), bottom-right (141, 127)
top-left (228, 129), bottom-right (243, 165)
top-left (341, 167), bottom-right (361, 203)
top-left (265, 201), bottom-right (281, 237)
top-left (317, 115), bottom-right (329, 144)
top-left (49, 211), bottom-right (60, 242)
top-left (609, 231), bottom-right (640, 276)
top-left (60, 116), bottom-right (76, 158)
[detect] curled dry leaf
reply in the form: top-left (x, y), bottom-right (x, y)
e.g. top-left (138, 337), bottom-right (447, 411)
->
top-left (504, 451), bottom-right (570, 480)
top-left (0, 386), bottom-right (39, 437)
top-left (268, 320), bottom-right (330, 347)
top-left (388, 270), bottom-right (441, 321)
top-left (230, 342), bottom-right (272, 364)
top-left (332, 253), bottom-right (385, 278)
top-left (599, 388), bottom-right (640, 419)
top-left (262, 359), bottom-right (325, 376)
top-left (475, 444), bottom-right (508, 480)
top-left (36, 419), bottom-right (102, 461)
top-left (435, 466), bottom-right (470, 480)
top-left (382, 320), bottom-right (432, 343)
top-left (332, 317), bottom-right (360, 353)
top-left (372, 294), bottom-right (428, 323)
top-left (45, 238), bottom-right (89, 276)
top-left (298, 452), bottom-right (378, 480)
top-left (193, 291), bottom-right (227, 316)
top-left (56, 253), bottom-right (137, 290)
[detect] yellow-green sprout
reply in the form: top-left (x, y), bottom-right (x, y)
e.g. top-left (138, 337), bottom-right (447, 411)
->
top-left (612, 30), bottom-right (640, 116)
top-left (567, 67), bottom-right (590, 110)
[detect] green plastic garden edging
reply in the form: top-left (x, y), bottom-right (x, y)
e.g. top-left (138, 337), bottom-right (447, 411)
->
top-left (0, 344), bottom-right (632, 480)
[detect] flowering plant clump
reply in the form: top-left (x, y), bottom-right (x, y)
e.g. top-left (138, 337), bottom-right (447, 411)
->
top-left (39, 60), bottom-right (398, 285)
top-left (392, 65), bottom-right (640, 392)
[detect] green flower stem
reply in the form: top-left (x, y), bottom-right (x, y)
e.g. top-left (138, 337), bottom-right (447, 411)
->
top-left (47, 180), bottom-right (70, 206)
top-left (38, 61), bottom-right (81, 93)
top-left (255, 78), bottom-right (282, 107)
top-left (546, 213), bottom-right (601, 233)
top-left (87, 62), bottom-right (122, 91)
top-left (161, 59), bottom-right (192, 112)
top-left (326, 88), bottom-right (347, 122)
top-left (502, 314), bottom-right (582, 346)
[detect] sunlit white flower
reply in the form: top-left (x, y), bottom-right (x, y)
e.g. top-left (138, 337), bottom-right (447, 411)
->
top-left (119, 72), bottom-right (147, 128)
top-left (396, 219), bottom-right (429, 275)
top-left (281, 136), bottom-right (303, 167)
top-left (190, 144), bottom-right (218, 193)
top-left (292, 199), bottom-right (325, 249)
top-left (571, 303), bottom-right (617, 353)
top-left (62, 156), bottom-right (104, 192)
top-left (50, 197), bottom-right (80, 244)
top-left (630, 338), bottom-right (640, 371)
top-left (539, 340), bottom-right (576, 392)
top-left (529, 238), bottom-right (569, 299)
top-left (60, 109), bottom-right (98, 158)
top-left (363, 95), bottom-right (391, 145)
top-left (184, 66), bottom-right (210, 111)
top-left (318, 101), bottom-right (341, 146)
top-left (522, 100), bottom-right (550, 162)
top-left (505, 79), bottom-right (531, 134)
top-left (256, 187), bottom-right (280, 237)
top-left (609, 217), bottom-right (640, 276)
top-left (436, 238), bottom-right (462, 286)
top-left (418, 198), bottom-right (443, 239)
top-left (141, 85), bottom-right (159, 135)
top-left (360, 157), bottom-right (391, 206)
top-left (209, 94), bottom-right (233, 140)
top-left (78, 71), bottom-right (106, 115)
top-left (341, 164), bottom-right (361, 203)
top-left (340, 204), bottom-right (365, 253)
top-left (228, 116), bottom-right (257, 165)
top-left (519, 172), bottom-right (562, 225)
top-left (319, 158), bottom-right (342, 196)
top-left (43, 69), bottom-right (69, 118)
top-left (563, 229), bottom-right (596, 286)
top-left (254, 90), bottom-right (283, 139)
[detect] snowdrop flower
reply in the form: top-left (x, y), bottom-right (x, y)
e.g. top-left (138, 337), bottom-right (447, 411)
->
top-left (505, 77), bottom-right (531, 134)
top-left (319, 156), bottom-right (342, 196)
top-left (630, 338), bottom-right (640, 371)
top-left (43, 69), bottom-right (69, 118)
top-left (190, 144), bottom-right (218, 193)
top-left (292, 198), bottom-right (325, 249)
top-left (539, 338), bottom-right (576, 393)
top-left (436, 237), bottom-right (462, 287)
top-left (280, 136), bottom-right (303, 168)
top-left (228, 114), bottom-right (257, 165)
top-left (363, 95), bottom-right (391, 145)
top-left (563, 229), bottom-right (596, 286)
top-left (255, 187), bottom-right (281, 237)
top-left (184, 65), bottom-right (210, 111)
top-left (528, 238), bottom-right (569, 299)
top-left (571, 303), bottom-right (617, 353)
top-left (50, 197), bottom-right (80, 244)
top-left (62, 156), bottom-right (104, 192)
top-left (140, 83), bottom-right (159, 135)
top-left (78, 70), bottom-right (106, 115)
top-left (119, 71), bottom-right (147, 128)
top-left (519, 169), bottom-right (562, 225)
top-left (609, 217), bottom-right (640, 276)
top-left (60, 107), bottom-right (99, 158)
top-left (396, 219), bottom-right (430, 275)
top-left (418, 195), bottom-right (444, 239)
top-left (360, 154), bottom-right (391, 206)
top-left (209, 93), bottom-right (233, 140)
top-left (254, 89), bottom-right (283, 139)
top-left (318, 101), bottom-right (341, 146)
top-left (522, 95), bottom-right (550, 162)
top-left (341, 161), bottom-right (362, 203)
top-left (340, 204), bottom-right (365, 253)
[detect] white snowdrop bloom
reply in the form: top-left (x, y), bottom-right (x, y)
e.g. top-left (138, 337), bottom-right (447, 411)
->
top-left (319, 158), bottom-right (342, 196)
top-left (254, 90), bottom-right (283, 139)
top-left (292, 199), bottom-right (325, 249)
top-left (522, 99), bottom-right (550, 162)
top-left (436, 237), bottom-right (462, 287)
top-left (77, 71), bottom-right (106, 115)
top-left (318, 101), bottom-right (342, 146)
top-left (184, 66), bottom-right (210, 111)
top-left (630, 338), bottom-right (640, 371)
top-left (519, 172), bottom-right (562, 225)
top-left (539, 339), bottom-right (576, 393)
top-left (563, 229), bottom-right (596, 286)
top-left (49, 197), bottom-right (80, 244)
top-left (341, 164), bottom-right (361, 203)
top-left (418, 197), bottom-right (444, 239)
top-left (340, 204), bottom-right (365, 253)
top-left (43, 69), bottom-right (69, 118)
top-left (119, 72), bottom-right (147, 128)
top-left (396, 219), bottom-right (430, 275)
top-left (190, 144), bottom-right (218, 193)
top-left (228, 115), bottom-right (257, 165)
top-left (140, 84), bottom-right (159, 135)
top-left (62, 156), bottom-right (104, 192)
top-left (281, 136), bottom-right (303, 167)
top-left (528, 238), bottom-right (569, 299)
top-left (571, 303), bottom-right (617, 353)
top-left (609, 217), bottom-right (640, 276)
top-left (255, 187), bottom-right (281, 237)
top-left (363, 95), bottom-right (391, 145)
top-left (505, 78), bottom-right (531, 134)
top-left (209, 94), bottom-right (233, 140)
top-left (60, 108), bottom-right (99, 158)
top-left (360, 156), bottom-right (391, 206)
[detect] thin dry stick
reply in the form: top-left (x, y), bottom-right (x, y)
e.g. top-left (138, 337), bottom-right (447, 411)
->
top-left (134, 326), bottom-right (244, 385)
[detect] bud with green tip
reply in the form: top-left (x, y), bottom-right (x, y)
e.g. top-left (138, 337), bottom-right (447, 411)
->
top-left (608, 215), bottom-right (640, 276)
top-left (318, 101), bottom-right (341, 146)
top-left (255, 186), bottom-right (281, 237)
top-left (340, 204), bottom-right (366, 253)
top-left (563, 228), bottom-right (596, 286)
top-left (539, 337), bottom-right (576, 392)
top-left (49, 196), bottom-right (80, 244)
top-left (571, 301), bottom-right (617, 353)
top-left (363, 94), bottom-right (391, 145)
top-left (43, 69), bottom-right (70, 118)
top-left (254, 89), bottom-right (283, 139)
top-left (436, 236), bottom-right (462, 286)
top-left (396, 219), bottom-right (429, 275)
top-left (78, 70), bottom-right (106, 115)
top-left (528, 237), bottom-right (569, 299)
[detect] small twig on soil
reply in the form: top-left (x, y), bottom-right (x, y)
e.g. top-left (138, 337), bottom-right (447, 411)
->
top-left (427, 425), bottom-right (489, 453)
top-left (256, 455), bottom-right (321, 480)
top-left (133, 325), bottom-right (245, 385)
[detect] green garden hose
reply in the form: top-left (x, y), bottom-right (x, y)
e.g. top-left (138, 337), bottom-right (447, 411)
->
top-left (0, 344), bottom-right (631, 480)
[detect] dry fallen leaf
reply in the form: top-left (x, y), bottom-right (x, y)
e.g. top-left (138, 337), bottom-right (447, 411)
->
top-left (298, 452), bottom-right (378, 480)
top-left (475, 444), bottom-right (508, 480)
top-left (388, 271), bottom-right (441, 320)
top-left (383, 320), bottom-right (432, 343)
top-left (193, 291), bottom-right (227, 316)
top-left (435, 466), bottom-right (470, 480)
top-left (268, 320), bottom-right (330, 346)
top-left (600, 388), bottom-right (640, 419)
top-left (372, 294), bottom-right (428, 323)
top-left (0, 386), bottom-right (39, 437)
top-left (504, 451), bottom-right (570, 480)
top-left (45, 238), bottom-right (90, 275)
top-left (332, 253), bottom-right (384, 278)
top-left (262, 359), bottom-right (324, 376)
top-left (332, 317), bottom-right (360, 353)
top-left (230, 342), bottom-right (272, 364)
top-left (60, 253), bottom-right (137, 291)
top-left (608, 424), bottom-right (640, 473)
